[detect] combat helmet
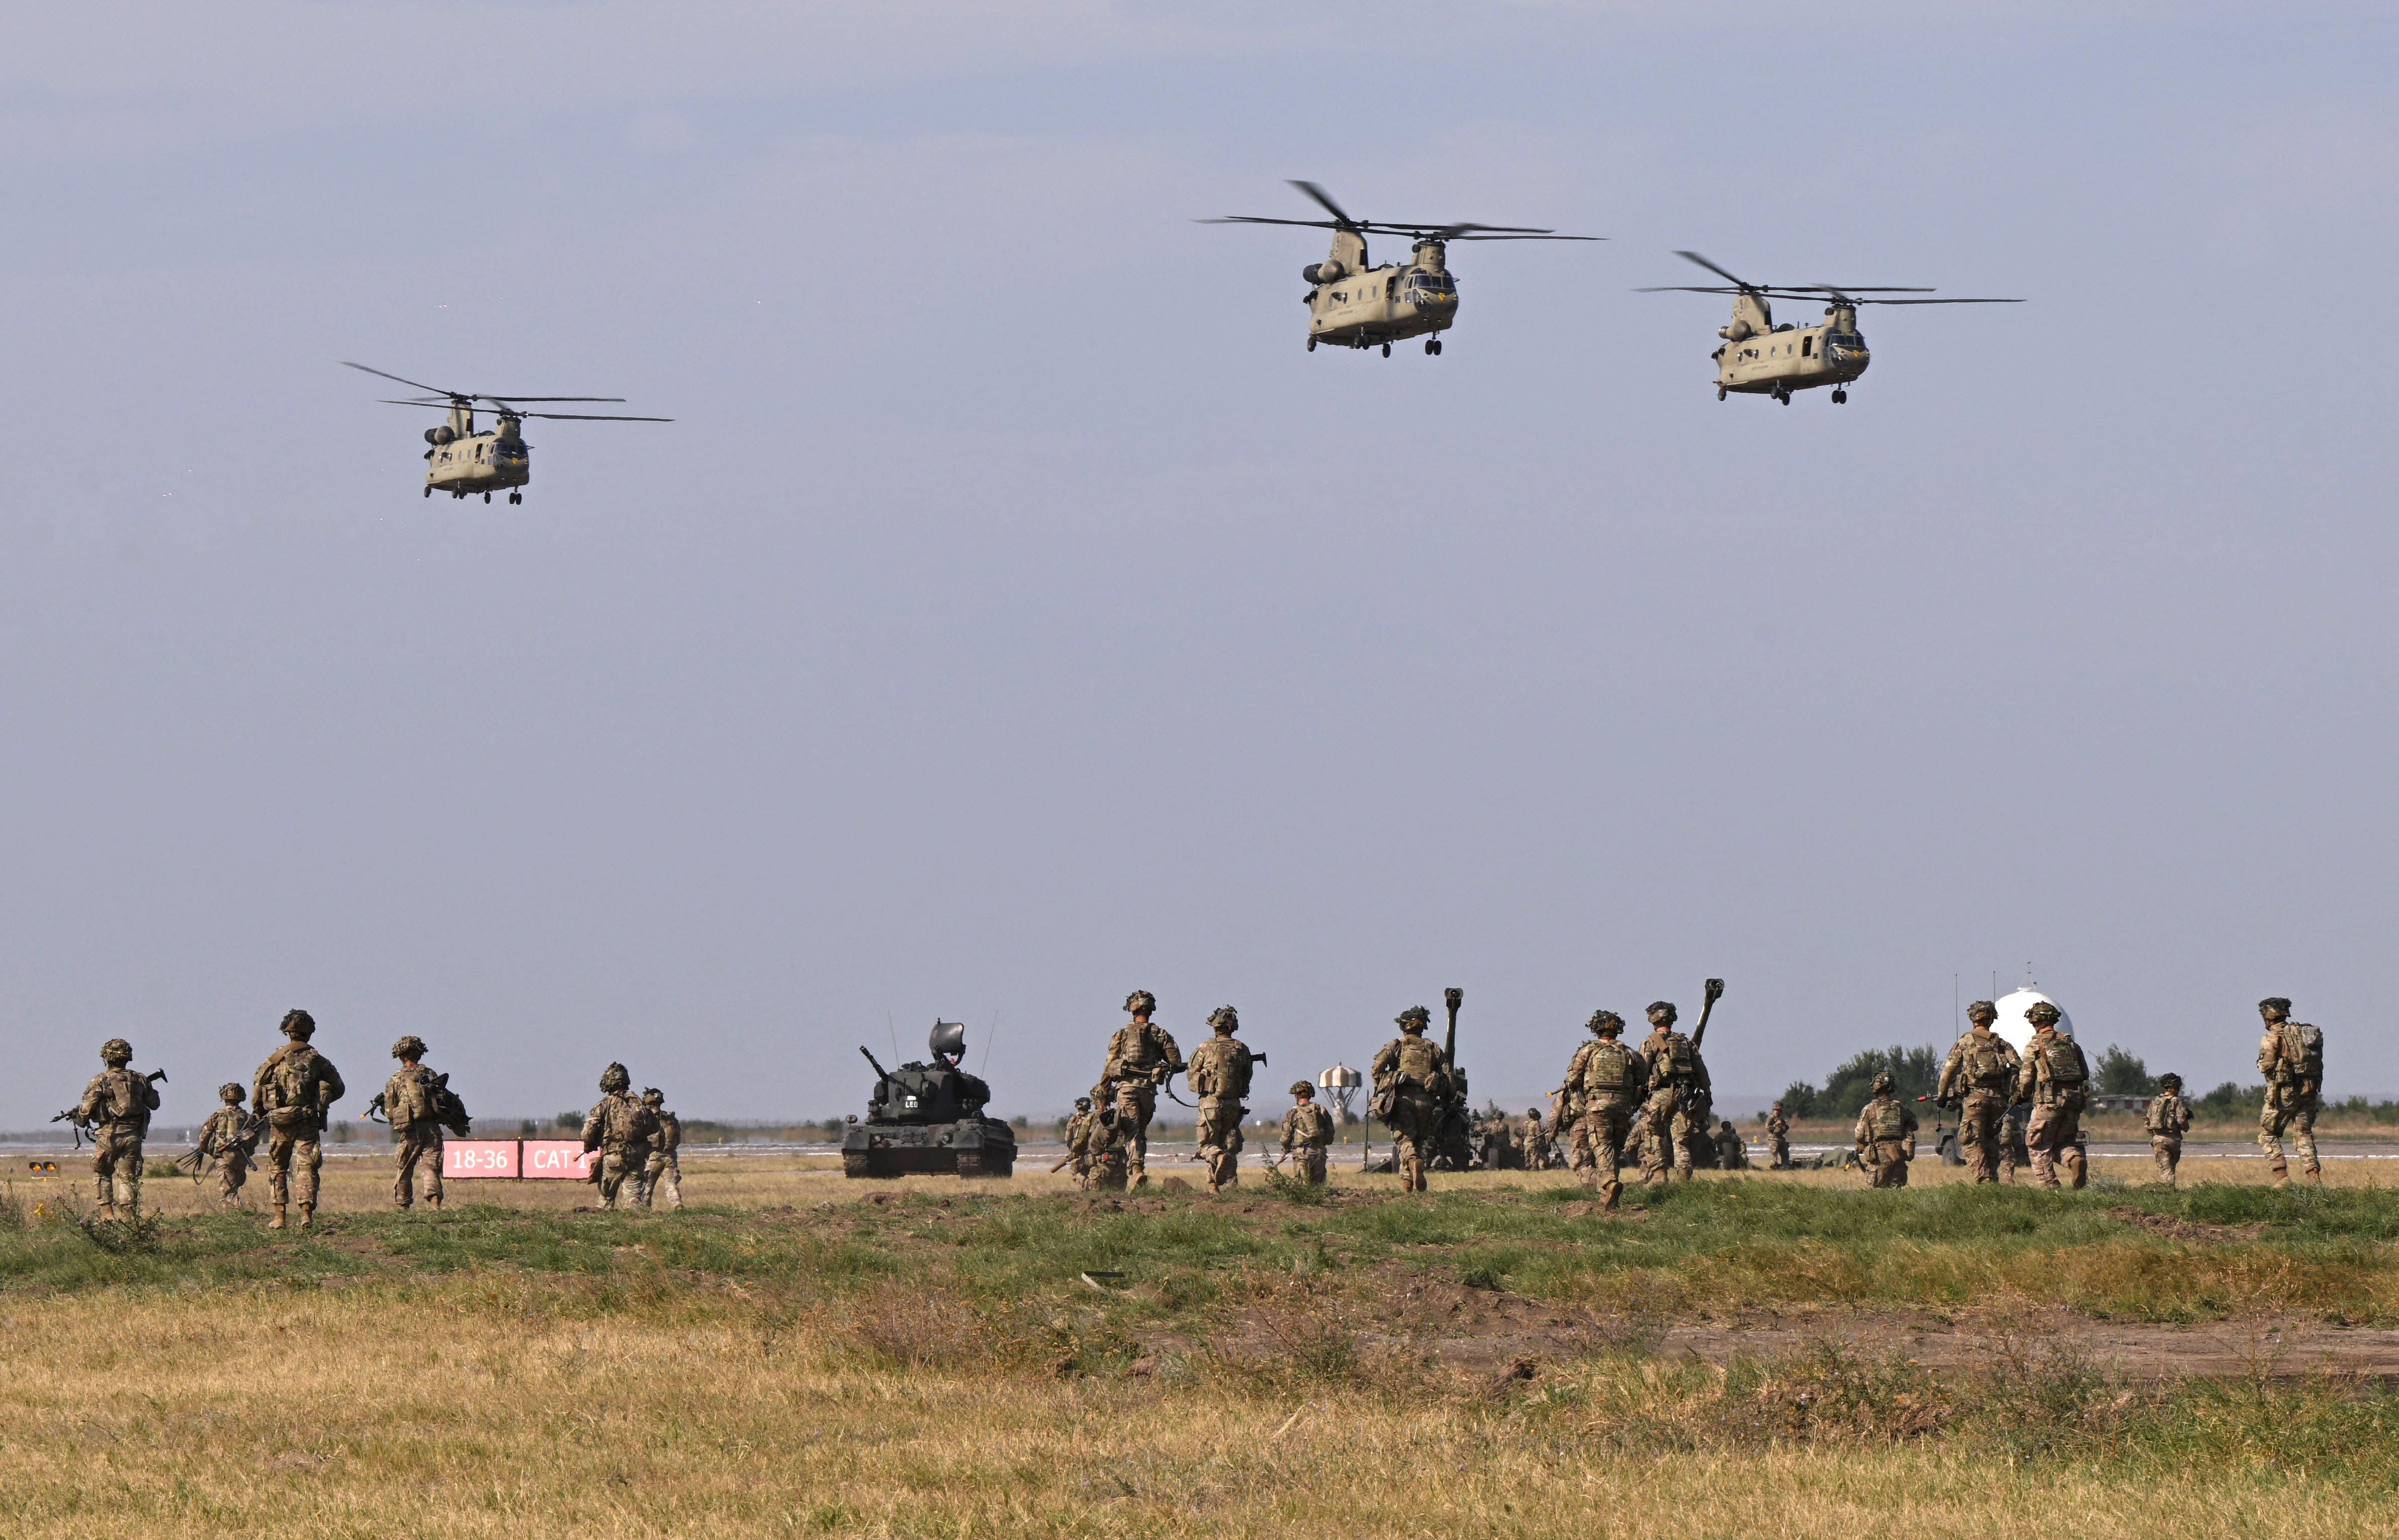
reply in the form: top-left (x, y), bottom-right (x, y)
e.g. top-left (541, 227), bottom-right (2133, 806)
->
top-left (1074, 1096), bottom-right (1092, 1111)
top-left (1207, 1005), bottom-right (1238, 1033)
top-left (598, 1062), bottom-right (631, 1094)
top-left (2159, 1072), bottom-right (2183, 1091)
top-left (100, 1037), bottom-right (133, 1066)
top-left (1587, 1009), bottom-right (1624, 1036)
top-left (642, 1088), bottom-right (664, 1106)
top-left (218, 1082), bottom-right (245, 1103)
top-left (280, 1009), bottom-right (316, 1040)
top-left (1872, 1071), bottom-right (1896, 1095)
top-left (1966, 999), bottom-right (1997, 1023)
top-left (391, 1034), bottom-right (427, 1061)
top-left (2258, 996), bottom-right (2292, 1015)
top-left (1289, 1080), bottom-right (1313, 1098)
top-left (1647, 1001), bottom-right (1677, 1023)
top-left (1124, 989), bottom-right (1157, 1016)
top-left (2026, 1001), bottom-right (2061, 1027)
top-left (1395, 1005), bottom-right (1432, 1033)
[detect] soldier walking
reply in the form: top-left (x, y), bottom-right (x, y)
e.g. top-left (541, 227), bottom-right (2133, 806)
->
top-left (638, 1089), bottom-right (683, 1210)
top-left (1100, 990), bottom-right (1184, 1187)
top-left (1186, 1006), bottom-right (1257, 1193)
top-left (2014, 1002), bottom-right (2089, 1190)
top-left (2147, 1072), bottom-right (2193, 1188)
top-left (194, 1083), bottom-right (257, 1207)
top-left (1853, 1072), bottom-right (1919, 1187)
top-left (252, 1009), bottom-right (346, 1231)
top-left (1280, 1081), bottom-right (1334, 1184)
top-left (77, 1038), bottom-right (161, 1221)
top-left (1639, 1001), bottom-right (1708, 1183)
top-left (383, 1036), bottom-right (446, 1212)
top-left (1371, 1006), bottom-right (1454, 1193)
top-left (1519, 1108), bottom-right (1553, 1169)
top-left (1063, 1096), bottom-right (1097, 1187)
top-left (1936, 1000), bottom-right (2023, 1185)
top-left (1573, 1010), bottom-right (1648, 1212)
top-left (580, 1063), bottom-right (659, 1209)
top-left (2256, 997), bottom-right (2323, 1187)
top-left (1555, 1018), bottom-right (1606, 1177)
top-left (1085, 1103), bottom-right (1130, 1191)
top-left (1765, 1103), bottom-right (1792, 1169)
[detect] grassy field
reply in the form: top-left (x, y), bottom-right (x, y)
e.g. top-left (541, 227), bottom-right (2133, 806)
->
top-left (4, 1155), bottom-right (2395, 1538)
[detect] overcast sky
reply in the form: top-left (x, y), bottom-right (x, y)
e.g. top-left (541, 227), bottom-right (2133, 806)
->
top-left (4, 3), bottom-right (2393, 1129)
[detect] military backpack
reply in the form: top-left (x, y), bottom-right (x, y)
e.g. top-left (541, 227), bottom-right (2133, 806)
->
top-left (2276, 1022), bottom-right (2325, 1095)
top-left (1865, 1099), bottom-right (1908, 1141)
top-left (1580, 1039), bottom-right (1644, 1103)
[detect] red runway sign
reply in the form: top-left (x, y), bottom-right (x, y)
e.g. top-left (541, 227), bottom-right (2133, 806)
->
top-left (441, 1140), bottom-right (520, 1180)
top-left (521, 1139), bottom-right (597, 1180)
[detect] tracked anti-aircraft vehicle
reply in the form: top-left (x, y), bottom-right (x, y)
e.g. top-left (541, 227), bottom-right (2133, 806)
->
top-left (842, 1020), bottom-right (1017, 1178)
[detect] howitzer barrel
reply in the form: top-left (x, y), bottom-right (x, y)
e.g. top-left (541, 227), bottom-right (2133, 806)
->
top-left (1691, 978), bottom-right (1724, 1051)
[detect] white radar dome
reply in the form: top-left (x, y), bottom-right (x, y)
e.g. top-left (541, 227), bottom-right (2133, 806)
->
top-left (1990, 987), bottom-right (2073, 1055)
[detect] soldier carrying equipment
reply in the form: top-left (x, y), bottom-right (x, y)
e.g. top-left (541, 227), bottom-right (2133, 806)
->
top-left (1372, 1004), bottom-right (1456, 1193)
top-left (175, 1084), bottom-right (263, 1207)
top-left (2014, 1001), bottom-right (2088, 1190)
top-left (74, 1041), bottom-right (165, 1221)
top-left (1099, 990), bottom-right (1184, 1186)
top-left (1854, 1071), bottom-right (1919, 1187)
top-left (252, 1009), bottom-right (346, 1231)
top-left (1185, 1006), bottom-right (1262, 1193)
top-left (2256, 997), bottom-right (2323, 1186)
top-left (1573, 1009), bottom-right (1649, 1211)
top-left (1937, 1000), bottom-right (2022, 1185)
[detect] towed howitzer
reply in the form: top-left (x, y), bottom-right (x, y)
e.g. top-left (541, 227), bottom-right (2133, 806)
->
top-left (1689, 978), bottom-right (1724, 1051)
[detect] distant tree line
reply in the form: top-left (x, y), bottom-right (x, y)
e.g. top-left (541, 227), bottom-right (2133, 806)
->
top-left (1776, 1040), bottom-right (2393, 1123)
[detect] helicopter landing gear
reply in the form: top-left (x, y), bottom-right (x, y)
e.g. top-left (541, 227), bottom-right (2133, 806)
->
top-left (1426, 338), bottom-right (1442, 355)
top-left (1717, 386), bottom-right (1727, 401)
top-left (1772, 387), bottom-right (1791, 405)
top-left (423, 485), bottom-right (432, 498)
top-left (1831, 389), bottom-right (1848, 404)
top-left (483, 492), bottom-right (492, 502)
top-left (508, 492), bottom-right (521, 504)
top-left (1381, 342), bottom-right (1391, 357)
top-left (1307, 335), bottom-right (1316, 351)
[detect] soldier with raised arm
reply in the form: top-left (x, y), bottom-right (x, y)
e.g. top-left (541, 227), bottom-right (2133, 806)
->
top-left (2013, 1002), bottom-right (2089, 1190)
top-left (1936, 1000), bottom-right (2023, 1185)
top-left (1573, 1010), bottom-right (1649, 1211)
top-left (1100, 990), bottom-right (1184, 1187)
top-left (1185, 1006), bottom-right (1258, 1193)
top-left (77, 1038), bottom-right (161, 1221)
top-left (1279, 1081), bottom-right (1335, 1185)
top-left (252, 1010), bottom-right (345, 1231)
top-left (2256, 997), bottom-right (2323, 1187)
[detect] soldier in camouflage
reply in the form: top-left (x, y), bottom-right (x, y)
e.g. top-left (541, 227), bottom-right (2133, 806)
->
top-left (1936, 1000), bottom-right (2023, 1185)
top-left (1280, 1081), bottom-right (1334, 1184)
top-left (1555, 1016), bottom-right (1607, 1177)
top-left (383, 1035), bottom-right (446, 1212)
top-left (2256, 997), bottom-right (2323, 1187)
top-left (1100, 990), bottom-right (1184, 1186)
top-left (579, 1063), bottom-right (659, 1209)
top-left (1519, 1108), bottom-right (1553, 1169)
top-left (1853, 1072), bottom-right (1919, 1187)
top-left (2014, 1002), bottom-right (2089, 1190)
top-left (1713, 1120), bottom-right (1748, 1170)
top-left (2146, 1071), bottom-right (2193, 1188)
top-left (638, 1089), bottom-right (683, 1210)
top-left (1085, 1103), bottom-right (1131, 1191)
top-left (252, 1009), bottom-right (346, 1231)
top-left (194, 1083), bottom-right (256, 1207)
top-left (1063, 1096), bottom-right (1097, 1186)
top-left (1186, 1006), bottom-right (1257, 1193)
top-left (1372, 1006), bottom-right (1454, 1193)
top-left (1639, 1002), bottom-right (1709, 1183)
top-left (1572, 1010), bottom-right (1648, 1212)
top-left (1765, 1103), bottom-right (1792, 1169)
top-left (77, 1038), bottom-right (161, 1221)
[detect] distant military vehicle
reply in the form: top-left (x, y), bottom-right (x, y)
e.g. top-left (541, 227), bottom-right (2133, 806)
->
top-left (842, 1020), bottom-right (1017, 1178)
top-left (341, 361), bottom-right (669, 503)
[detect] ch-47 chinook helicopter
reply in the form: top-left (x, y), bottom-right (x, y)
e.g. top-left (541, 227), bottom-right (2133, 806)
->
top-left (1639, 251), bottom-right (2022, 404)
top-left (1205, 180), bottom-right (1600, 355)
top-left (341, 361), bottom-right (670, 502)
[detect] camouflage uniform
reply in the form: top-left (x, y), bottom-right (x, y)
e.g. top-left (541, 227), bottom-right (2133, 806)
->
top-left (2014, 1007), bottom-right (2089, 1190)
top-left (77, 1039), bottom-right (160, 1219)
top-left (195, 1085), bottom-right (256, 1206)
top-left (1085, 1109), bottom-right (1130, 1191)
top-left (1572, 1014), bottom-right (1648, 1211)
top-left (383, 1037), bottom-right (445, 1212)
top-left (1371, 1007), bottom-right (1453, 1192)
top-left (579, 1064), bottom-right (659, 1209)
top-left (1765, 1106), bottom-right (1791, 1169)
top-left (2255, 998), bottom-right (2322, 1185)
top-left (1713, 1121), bottom-right (1749, 1170)
top-left (1519, 1110), bottom-right (1552, 1169)
top-left (1186, 1007), bottom-right (1256, 1193)
top-left (638, 1091), bottom-right (682, 1210)
top-left (1638, 1004), bottom-right (1708, 1182)
top-left (1557, 1032), bottom-right (1603, 1174)
top-left (2146, 1078), bottom-right (2193, 1188)
top-left (252, 1010), bottom-right (346, 1230)
top-left (1280, 1083), bottom-right (1334, 1184)
top-left (1853, 1075), bottom-right (1919, 1188)
top-left (1063, 1098), bottom-right (1096, 1186)
top-left (1936, 1006), bottom-right (2024, 1185)
top-left (1100, 991), bottom-right (1184, 1185)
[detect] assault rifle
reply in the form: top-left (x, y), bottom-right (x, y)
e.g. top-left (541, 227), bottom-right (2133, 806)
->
top-left (173, 1112), bottom-right (264, 1179)
top-left (364, 1092), bottom-right (389, 1124)
top-left (49, 1068), bottom-right (168, 1149)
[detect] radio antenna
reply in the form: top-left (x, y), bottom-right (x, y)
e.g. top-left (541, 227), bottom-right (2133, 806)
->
top-left (981, 1010), bottom-right (1000, 1075)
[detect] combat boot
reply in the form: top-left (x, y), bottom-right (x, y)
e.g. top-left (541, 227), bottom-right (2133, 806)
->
top-left (1600, 1179), bottom-right (1622, 1214)
top-left (99, 1202), bottom-right (121, 1223)
top-left (269, 1204), bottom-right (288, 1230)
top-left (297, 1203), bottom-right (314, 1230)
top-left (428, 1192), bottom-right (442, 1211)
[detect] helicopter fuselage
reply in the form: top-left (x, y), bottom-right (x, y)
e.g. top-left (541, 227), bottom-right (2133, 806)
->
top-left (1710, 297), bottom-right (1871, 397)
top-left (421, 406), bottom-right (529, 498)
top-left (1304, 236), bottom-right (1460, 349)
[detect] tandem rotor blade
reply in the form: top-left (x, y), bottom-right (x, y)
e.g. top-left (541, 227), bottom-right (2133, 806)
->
top-left (510, 411), bottom-right (675, 421)
top-left (343, 360), bottom-right (462, 398)
top-left (1844, 296), bottom-right (2025, 306)
top-left (1288, 179), bottom-right (1359, 228)
top-left (1196, 215), bottom-right (1346, 229)
top-left (1672, 250), bottom-right (1756, 290)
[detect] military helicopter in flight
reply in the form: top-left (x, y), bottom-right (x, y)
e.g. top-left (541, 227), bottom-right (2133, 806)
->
top-left (1204, 180), bottom-right (1600, 356)
top-left (341, 361), bottom-right (670, 502)
top-left (1639, 251), bottom-right (2022, 404)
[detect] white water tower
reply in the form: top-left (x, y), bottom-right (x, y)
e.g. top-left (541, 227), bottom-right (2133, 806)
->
top-left (1318, 1063), bottom-right (1362, 1123)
